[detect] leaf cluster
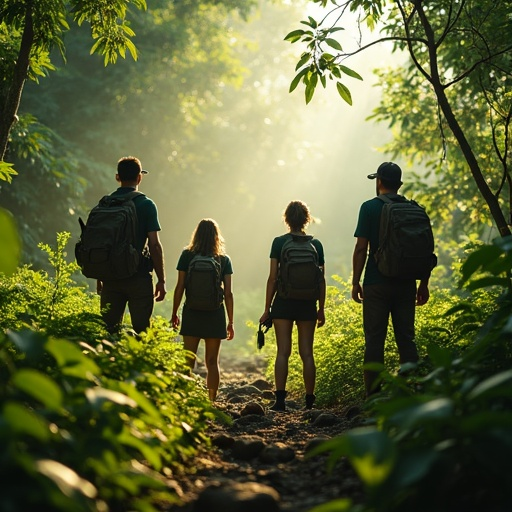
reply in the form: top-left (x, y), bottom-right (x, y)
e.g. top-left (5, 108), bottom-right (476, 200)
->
top-left (285, 16), bottom-right (362, 105)
top-left (0, 231), bottom-right (214, 510)
top-left (308, 237), bottom-right (512, 512)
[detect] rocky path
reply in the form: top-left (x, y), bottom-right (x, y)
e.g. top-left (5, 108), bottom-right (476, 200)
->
top-left (165, 355), bottom-right (365, 512)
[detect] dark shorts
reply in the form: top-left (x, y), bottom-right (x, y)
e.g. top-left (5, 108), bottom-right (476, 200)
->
top-left (270, 295), bottom-right (317, 322)
top-left (180, 303), bottom-right (228, 339)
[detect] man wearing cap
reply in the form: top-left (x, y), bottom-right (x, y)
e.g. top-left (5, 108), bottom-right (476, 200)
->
top-left (97, 156), bottom-right (167, 333)
top-left (351, 162), bottom-right (430, 397)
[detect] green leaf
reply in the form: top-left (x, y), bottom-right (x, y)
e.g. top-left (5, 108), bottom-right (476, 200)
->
top-left (35, 459), bottom-right (97, 499)
top-left (339, 65), bottom-right (363, 81)
top-left (310, 499), bottom-right (353, 512)
top-left (46, 338), bottom-right (100, 378)
top-left (465, 276), bottom-right (510, 290)
top-left (460, 245), bottom-right (503, 284)
top-left (336, 82), bottom-right (353, 105)
top-left (12, 369), bottom-right (63, 411)
top-left (325, 38), bottom-right (343, 51)
top-left (391, 398), bottom-right (454, 430)
top-left (295, 52), bottom-right (311, 71)
top-left (467, 369), bottom-right (512, 401)
top-left (85, 387), bottom-right (138, 409)
top-left (289, 67), bottom-right (309, 93)
top-left (0, 161), bottom-right (18, 183)
top-left (284, 29), bottom-right (306, 42)
top-left (0, 207), bottom-right (21, 276)
top-left (2, 401), bottom-right (50, 441)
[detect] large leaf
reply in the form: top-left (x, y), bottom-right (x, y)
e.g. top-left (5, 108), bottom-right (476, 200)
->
top-left (45, 338), bottom-right (100, 379)
top-left (1, 401), bottom-right (50, 441)
top-left (35, 459), bottom-right (97, 499)
top-left (12, 369), bottom-right (63, 411)
top-left (0, 207), bottom-right (21, 276)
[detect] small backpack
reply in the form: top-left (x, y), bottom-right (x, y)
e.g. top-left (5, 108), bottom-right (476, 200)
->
top-left (185, 254), bottom-right (224, 311)
top-left (374, 194), bottom-right (437, 280)
top-left (75, 191), bottom-right (143, 280)
top-left (277, 234), bottom-right (323, 300)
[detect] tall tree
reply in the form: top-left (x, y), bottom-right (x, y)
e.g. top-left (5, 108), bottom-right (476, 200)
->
top-left (0, 0), bottom-right (147, 169)
top-left (286, 0), bottom-right (512, 237)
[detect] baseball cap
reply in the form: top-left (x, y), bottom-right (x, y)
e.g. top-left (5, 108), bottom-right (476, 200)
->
top-left (367, 162), bottom-right (402, 183)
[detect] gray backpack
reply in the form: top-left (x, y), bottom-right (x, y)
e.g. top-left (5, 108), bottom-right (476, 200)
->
top-left (375, 194), bottom-right (437, 279)
top-left (75, 191), bottom-right (142, 280)
top-left (185, 254), bottom-right (224, 310)
top-left (277, 234), bottom-right (322, 300)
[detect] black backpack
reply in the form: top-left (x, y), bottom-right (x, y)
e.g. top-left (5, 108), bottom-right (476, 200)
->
top-left (185, 254), bottom-right (224, 311)
top-left (277, 234), bottom-right (323, 300)
top-left (374, 194), bottom-right (437, 280)
top-left (75, 191), bottom-right (143, 280)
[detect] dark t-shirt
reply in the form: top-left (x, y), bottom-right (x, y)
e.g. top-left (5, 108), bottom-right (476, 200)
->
top-left (110, 187), bottom-right (161, 254)
top-left (269, 233), bottom-right (325, 266)
top-left (176, 249), bottom-right (233, 276)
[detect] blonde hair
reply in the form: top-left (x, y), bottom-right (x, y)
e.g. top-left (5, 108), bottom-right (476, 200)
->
top-left (283, 200), bottom-right (311, 232)
top-left (186, 218), bottom-right (225, 256)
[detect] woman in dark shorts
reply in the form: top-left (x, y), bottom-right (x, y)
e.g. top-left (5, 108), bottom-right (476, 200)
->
top-left (260, 200), bottom-right (326, 411)
top-left (171, 219), bottom-right (234, 401)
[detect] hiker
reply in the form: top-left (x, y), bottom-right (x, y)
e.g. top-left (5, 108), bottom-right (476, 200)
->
top-left (94, 156), bottom-right (166, 334)
top-left (260, 200), bottom-right (326, 411)
top-left (352, 161), bottom-right (434, 397)
top-left (171, 218), bottom-right (234, 402)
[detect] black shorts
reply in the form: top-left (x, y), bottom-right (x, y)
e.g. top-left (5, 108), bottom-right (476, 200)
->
top-left (270, 295), bottom-right (317, 322)
top-left (180, 303), bottom-right (228, 339)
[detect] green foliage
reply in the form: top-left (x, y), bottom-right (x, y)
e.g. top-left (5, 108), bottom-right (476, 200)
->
top-left (0, 232), bottom-right (104, 342)
top-left (284, 20), bottom-right (362, 105)
top-left (290, 1), bottom-right (512, 237)
top-left (0, 230), bottom-right (214, 510)
top-left (308, 237), bottom-right (512, 512)
top-left (267, 275), bottom-right (479, 408)
top-left (0, 206), bottom-right (21, 276)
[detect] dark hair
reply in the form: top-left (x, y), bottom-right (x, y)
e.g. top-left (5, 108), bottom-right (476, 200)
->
top-left (283, 200), bottom-right (311, 232)
top-left (187, 218), bottom-right (225, 256)
top-left (117, 156), bottom-right (142, 182)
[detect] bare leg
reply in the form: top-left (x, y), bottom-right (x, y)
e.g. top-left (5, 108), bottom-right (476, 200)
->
top-left (204, 338), bottom-right (222, 400)
top-left (297, 320), bottom-right (317, 395)
top-left (272, 319), bottom-right (294, 390)
top-left (182, 336), bottom-right (201, 370)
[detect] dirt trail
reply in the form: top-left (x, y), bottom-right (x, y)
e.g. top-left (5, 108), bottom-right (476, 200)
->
top-left (165, 354), bottom-right (364, 511)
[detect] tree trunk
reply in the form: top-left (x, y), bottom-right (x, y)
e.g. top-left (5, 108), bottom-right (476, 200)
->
top-left (0, 7), bottom-right (34, 162)
top-left (415, 2), bottom-right (511, 237)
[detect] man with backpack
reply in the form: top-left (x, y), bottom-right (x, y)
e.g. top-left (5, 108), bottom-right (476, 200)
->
top-left (78, 156), bottom-right (166, 334)
top-left (351, 162), bottom-right (435, 398)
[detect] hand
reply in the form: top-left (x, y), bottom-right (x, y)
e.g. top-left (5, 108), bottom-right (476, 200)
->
top-left (227, 323), bottom-right (235, 340)
top-left (171, 314), bottom-right (180, 330)
top-left (96, 280), bottom-right (103, 295)
top-left (351, 283), bottom-right (363, 303)
top-left (317, 309), bottom-right (325, 328)
top-left (416, 282), bottom-right (430, 306)
top-left (154, 281), bottom-right (167, 302)
top-left (259, 311), bottom-right (271, 324)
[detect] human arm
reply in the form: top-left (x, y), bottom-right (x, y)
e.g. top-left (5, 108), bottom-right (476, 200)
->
top-left (317, 265), bottom-right (326, 327)
top-left (96, 280), bottom-right (102, 295)
top-left (223, 273), bottom-right (234, 340)
top-left (171, 270), bottom-right (186, 329)
top-left (351, 237), bottom-right (369, 303)
top-left (416, 278), bottom-right (430, 306)
top-left (148, 231), bottom-right (166, 301)
top-left (260, 258), bottom-right (278, 324)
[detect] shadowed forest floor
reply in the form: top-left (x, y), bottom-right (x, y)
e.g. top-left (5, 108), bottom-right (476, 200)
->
top-left (164, 353), bottom-right (365, 511)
